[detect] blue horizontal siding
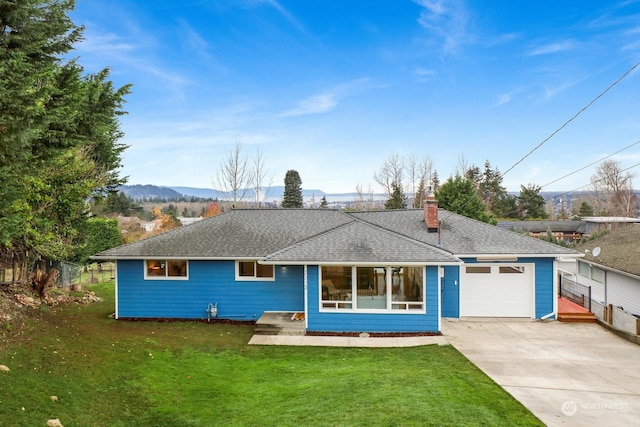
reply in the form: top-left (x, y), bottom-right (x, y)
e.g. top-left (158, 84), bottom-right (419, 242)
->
top-left (441, 265), bottom-right (460, 318)
top-left (527, 257), bottom-right (554, 319)
top-left (306, 265), bottom-right (440, 333)
top-left (116, 260), bottom-right (304, 320)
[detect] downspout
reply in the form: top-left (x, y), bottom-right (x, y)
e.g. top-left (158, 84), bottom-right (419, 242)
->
top-left (114, 261), bottom-right (119, 319)
top-left (437, 265), bottom-right (442, 332)
top-left (304, 265), bottom-right (308, 330)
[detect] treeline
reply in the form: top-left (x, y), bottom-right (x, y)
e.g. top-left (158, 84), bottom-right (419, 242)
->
top-left (0, 1), bottom-right (131, 279)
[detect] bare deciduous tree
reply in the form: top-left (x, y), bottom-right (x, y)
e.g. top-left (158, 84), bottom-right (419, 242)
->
top-left (455, 154), bottom-right (471, 177)
top-left (373, 153), bottom-right (404, 196)
top-left (407, 154), bottom-right (418, 202)
top-left (214, 141), bottom-right (253, 207)
top-left (251, 147), bottom-right (275, 207)
top-left (589, 160), bottom-right (636, 217)
top-left (355, 183), bottom-right (365, 211)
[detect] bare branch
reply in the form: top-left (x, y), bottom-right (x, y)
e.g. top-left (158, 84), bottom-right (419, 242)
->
top-left (213, 140), bottom-right (253, 207)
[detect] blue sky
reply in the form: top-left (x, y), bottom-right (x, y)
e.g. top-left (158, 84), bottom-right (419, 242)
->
top-left (70, 0), bottom-right (640, 194)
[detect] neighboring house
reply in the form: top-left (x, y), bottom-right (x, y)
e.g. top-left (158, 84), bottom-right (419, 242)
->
top-left (571, 225), bottom-right (640, 317)
top-left (581, 216), bottom-right (640, 235)
top-left (93, 200), bottom-right (579, 334)
top-left (498, 220), bottom-right (585, 243)
top-left (144, 219), bottom-right (163, 233)
top-left (177, 216), bottom-right (204, 226)
top-left (116, 216), bottom-right (149, 233)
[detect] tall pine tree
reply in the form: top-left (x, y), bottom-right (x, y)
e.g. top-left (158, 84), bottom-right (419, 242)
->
top-left (282, 170), bottom-right (303, 208)
top-left (385, 182), bottom-right (407, 210)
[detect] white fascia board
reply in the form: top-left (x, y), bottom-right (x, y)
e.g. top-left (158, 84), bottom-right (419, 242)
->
top-left (455, 253), bottom-right (581, 259)
top-left (90, 255), bottom-right (244, 261)
top-left (258, 260), bottom-right (462, 266)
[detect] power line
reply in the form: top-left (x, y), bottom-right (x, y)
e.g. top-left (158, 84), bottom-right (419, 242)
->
top-left (540, 139), bottom-right (640, 189)
top-left (544, 161), bottom-right (640, 203)
top-left (438, 61), bottom-right (640, 225)
top-left (502, 60), bottom-right (640, 177)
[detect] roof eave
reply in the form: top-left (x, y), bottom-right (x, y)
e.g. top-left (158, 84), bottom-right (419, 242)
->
top-left (258, 260), bottom-right (463, 266)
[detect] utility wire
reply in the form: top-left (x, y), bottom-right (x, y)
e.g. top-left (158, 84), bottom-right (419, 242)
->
top-left (544, 161), bottom-right (640, 203)
top-left (540, 139), bottom-right (640, 189)
top-left (502, 60), bottom-right (640, 177)
top-left (438, 61), bottom-right (640, 226)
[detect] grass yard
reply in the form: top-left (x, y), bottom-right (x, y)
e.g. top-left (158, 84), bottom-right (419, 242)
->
top-left (0, 281), bottom-right (543, 427)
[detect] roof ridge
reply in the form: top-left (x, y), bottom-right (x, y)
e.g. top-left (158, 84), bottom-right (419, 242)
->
top-left (262, 216), bottom-right (358, 259)
top-left (345, 211), bottom-right (456, 256)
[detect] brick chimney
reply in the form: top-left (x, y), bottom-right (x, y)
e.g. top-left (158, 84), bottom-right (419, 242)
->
top-left (424, 190), bottom-right (439, 233)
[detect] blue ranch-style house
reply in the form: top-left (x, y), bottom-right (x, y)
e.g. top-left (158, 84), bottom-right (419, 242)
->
top-left (92, 199), bottom-right (579, 334)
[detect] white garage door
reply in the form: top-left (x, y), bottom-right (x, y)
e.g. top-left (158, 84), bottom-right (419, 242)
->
top-left (460, 264), bottom-right (534, 317)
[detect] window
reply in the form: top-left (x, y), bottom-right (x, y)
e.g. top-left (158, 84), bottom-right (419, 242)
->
top-left (578, 261), bottom-right (605, 283)
top-left (466, 266), bottom-right (491, 274)
top-left (578, 261), bottom-right (590, 277)
top-left (321, 266), bottom-right (353, 309)
top-left (499, 266), bottom-right (525, 274)
top-left (236, 261), bottom-right (274, 281)
top-left (591, 266), bottom-right (605, 283)
top-left (145, 260), bottom-right (188, 279)
top-left (320, 265), bottom-right (425, 312)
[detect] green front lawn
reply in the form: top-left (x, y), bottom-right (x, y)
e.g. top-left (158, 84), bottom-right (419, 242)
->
top-left (0, 282), bottom-right (543, 426)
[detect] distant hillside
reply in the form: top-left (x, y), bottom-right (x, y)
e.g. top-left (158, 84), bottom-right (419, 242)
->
top-left (119, 184), bottom-right (183, 200)
top-left (170, 186), bottom-right (223, 199)
top-left (118, 184), bottom-right (362, 202)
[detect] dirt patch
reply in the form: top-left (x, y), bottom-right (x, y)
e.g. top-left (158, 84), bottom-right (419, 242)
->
top-left (0, 284), bottom-right (102, 350)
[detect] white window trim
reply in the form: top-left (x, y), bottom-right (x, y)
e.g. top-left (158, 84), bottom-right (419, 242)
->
top-left (235, 260), bottom-right (275, 282)
top-left (319, 265), bottom-right (426, 314)
top-left (144, 259), bottom-right (189, 280)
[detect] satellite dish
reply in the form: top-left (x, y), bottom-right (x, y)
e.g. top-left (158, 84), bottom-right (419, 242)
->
top-left (592, 247), bottom-right (601, 257)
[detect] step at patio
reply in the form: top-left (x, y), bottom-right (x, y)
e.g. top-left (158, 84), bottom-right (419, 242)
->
top-left (254, 312), bottom-right (306, 336)
top-left (558, 312), bottom-right (597, 323)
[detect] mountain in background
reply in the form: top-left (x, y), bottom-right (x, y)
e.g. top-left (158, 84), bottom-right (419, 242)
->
top-left (117, 184), bottom-right (362, 201)
top-left (118, 184), bottom-right (184, 200)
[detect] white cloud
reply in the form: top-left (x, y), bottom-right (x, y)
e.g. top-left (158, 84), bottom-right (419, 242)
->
top-left (280, 93), bottom-right (338, 117)
top-left (414, 0), bottom-right (470, 54)
top-left (496, 93), bottom-right (511, 106)
top-left (413, 67), bottom-right (436, 82)
top-left (279, 78), bottom-right (373, 117)
top-left (543, 80), bottom-right (579, 99)
top-left (261, 0), bottom-right (308, 35)
top-left (178, 20), bottom-right (210, 59)
top-left (528, 40), bottom-right (577, 56)
top-left (75, 32), bottom-right (137, 55)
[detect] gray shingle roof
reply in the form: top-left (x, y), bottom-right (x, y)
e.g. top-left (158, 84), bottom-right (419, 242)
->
top-left (350, 209), bottom-right (579, 256)
top-left (263, 219), bottom-right (460, 264)
top-left (94, 208), bottom-right (579, 261)
top-left (497, 220), bottom-right (586, 234)
top-left (576, 224), bottom-right (640, 277)
top-left (94, 209), bottom-right (352, 259)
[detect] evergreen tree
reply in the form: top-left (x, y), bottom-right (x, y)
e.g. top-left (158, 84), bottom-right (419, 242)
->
top-left (431, 170), bottom-right (440, 192)
top-left (578, 201), bottom-right (594, 217)
top-left (282, 170), bottom-right (303, 208)
top-left (319, 196), bottom-right (328, 209)
top-left (413, 179), bottom-right (426, 208)
top-left (436, 175), bottom-right (496, 224)
top-left (518, 184), bottom-right (548, 219)
top-left (0, 0), bottom-right (131, 269)
top-left (72, 218), bottom-right (121, 264)
top-left (384, 182), bottom-right (407, 210)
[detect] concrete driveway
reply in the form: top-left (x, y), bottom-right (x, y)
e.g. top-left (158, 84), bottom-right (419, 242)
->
top-left (442, 318), bottom-right (640, 426)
